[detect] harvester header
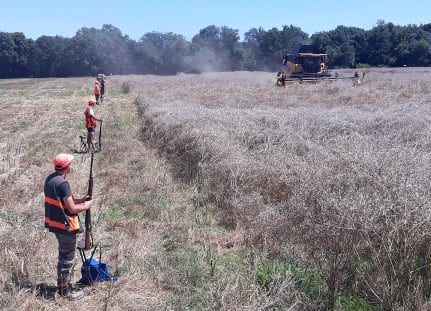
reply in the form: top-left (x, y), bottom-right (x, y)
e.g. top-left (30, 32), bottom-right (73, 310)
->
top-left (276, 45), bottom-right (359, 85)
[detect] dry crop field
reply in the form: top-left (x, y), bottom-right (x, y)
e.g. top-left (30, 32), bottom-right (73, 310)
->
top-left (114, 68), bottom-right (431, 310)
top-left (1, 68), bottom-right (431, 310)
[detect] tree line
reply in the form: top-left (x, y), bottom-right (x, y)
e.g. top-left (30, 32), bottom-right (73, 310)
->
top-left (1, 21), bottom-right (431, 78)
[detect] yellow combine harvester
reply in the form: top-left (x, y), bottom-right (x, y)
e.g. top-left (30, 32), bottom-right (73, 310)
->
top-left (276, 45), bottom-right (359, 85)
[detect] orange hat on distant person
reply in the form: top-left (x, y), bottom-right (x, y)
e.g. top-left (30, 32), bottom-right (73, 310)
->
top-left (53, 153), bottom-right (74, 170)
top-left (88, 98), bottom-right (96, 105)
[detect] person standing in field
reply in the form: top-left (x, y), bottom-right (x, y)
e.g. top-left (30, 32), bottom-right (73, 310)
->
top-left (44, 153), bottom-right (93, 300)
top-left (97, 74), bottom-right (106, 102)
top-left (93, 80), bottom-right (101, 105)
top-left (85, 99), bottom-right (102, 153)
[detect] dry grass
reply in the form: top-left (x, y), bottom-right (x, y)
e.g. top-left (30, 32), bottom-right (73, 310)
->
top-left (111, 68), bottom-right (431, 310)
top-left (3, 68), bottom-right (431, 310)
top-left (0, 78), bottom-right (173, 310)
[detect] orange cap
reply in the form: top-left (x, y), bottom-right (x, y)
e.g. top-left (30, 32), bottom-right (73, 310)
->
top-left (53, 153), bottom-right (74, 170)
top-left (88, 98), bottom-right (96, 105)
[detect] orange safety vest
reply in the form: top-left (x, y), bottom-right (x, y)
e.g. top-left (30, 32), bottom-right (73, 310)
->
top-left (44, 179), bottom-right (80, 234)
top-left (93, 85), bottom-right (100, 96)
top-left (85, 107), bottom-right (97, 129)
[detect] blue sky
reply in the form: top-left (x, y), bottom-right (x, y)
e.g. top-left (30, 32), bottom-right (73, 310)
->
top-left (1, 0), bottom-right (429, 40)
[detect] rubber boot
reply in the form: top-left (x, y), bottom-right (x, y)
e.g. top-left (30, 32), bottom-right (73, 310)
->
top-left (58, 284), bottom-right (84, 300)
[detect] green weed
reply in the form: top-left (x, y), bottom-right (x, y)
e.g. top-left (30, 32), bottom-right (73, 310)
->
top-left (31, 267), bottom-right (47, 282)
top-left (0, 209), bottom-right (17, 223)
top-left (255, 258), bottom-right (324, 300)
top-left (167, 290), bottom-right (210, 310)
top-left (128, 195), bottom-right (167, 220)
top-left (339, 294), bottom-right (377, 311)
top-left (217, 250), bottom-right (249, 275)
top-left (111, 116), bottom-right (133, 130)
top-left (108, 87), bottom-right (123, 96)
top-left (183, 246), bottom-right (207, 287)
top-left (76, 123), bottom-right (86, 131)
top-left (100, 196), bottom-right (167, 223)
top-left (99, 202), bottom-right (131, 222)
top-left (255, 258), bottom-right (290, 291)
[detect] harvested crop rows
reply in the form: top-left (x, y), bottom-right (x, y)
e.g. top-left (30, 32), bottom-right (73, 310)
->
top-left (115, 68), bottom-right (431, 310)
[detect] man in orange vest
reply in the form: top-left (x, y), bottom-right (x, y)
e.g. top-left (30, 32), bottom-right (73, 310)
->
top-left (44, 153), bottom-right (93, 299)
top-left (84, 99), bottom-right (102, 153)
top-left (93, 80), bottom-right (101, 105)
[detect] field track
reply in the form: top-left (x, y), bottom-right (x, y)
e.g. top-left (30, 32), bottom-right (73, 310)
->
top-left (0, 78), bottom-right (172, 309)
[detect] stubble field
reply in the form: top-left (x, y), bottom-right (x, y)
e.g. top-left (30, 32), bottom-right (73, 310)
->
top-left (1, 68), bottom-right (431, 310)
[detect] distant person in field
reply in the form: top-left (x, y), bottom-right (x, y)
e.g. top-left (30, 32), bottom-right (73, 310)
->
top-left (353, 71), bottom-right (365, 86)
top-left (44, 153), bottom-right (93, 300)
top-left (84, 99), bottom-right (102, 153)
top-left (97, 74), bottom-right (106, 102)
top-left (93, 81), bottom-right (101, 105)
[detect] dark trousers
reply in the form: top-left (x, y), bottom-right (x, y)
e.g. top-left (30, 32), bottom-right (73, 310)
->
top-left (55, 233), bottom-right (77, 289)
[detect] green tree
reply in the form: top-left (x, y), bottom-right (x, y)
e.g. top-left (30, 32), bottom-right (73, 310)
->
top-left (422, 23), bottom-right (431, 33)
top-left (139, 32), bottom-right (190, 74)
top-left (190, 25), bottom-right (242, 72)
top-left (220, 26), bottom-right (243, 70)
top-left (94, 24), bottom-right (131, 75)
top-left (139, 32), bottom-right (166, 73)
top-left (365, 21), bottom-right (397, 66)
top-left (393, 25), bottom-right (431, 66)
top-left (62, 27), bottom-right (101, 76)
top-left (258, 27), bottom-right (282, 68)
top-left (245, 25), bottom-right (308, 70)
top-left (333, 42), bottom-right (356, 68)
top-left (30, 35), bottom-right (67, 77)
top-left (280, 25), bottom-right (309, 55)
top-left (242, 27), bottom-right (265, 70)
top-left (312, 26), bottom-right (366, 67)
top-left (159, 33), bottom-right (190, 74)
top-left (0, 32), bottom-right (32, 78)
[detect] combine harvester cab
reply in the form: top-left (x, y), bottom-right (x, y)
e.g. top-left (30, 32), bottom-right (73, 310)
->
top-left (276, 45), bottom-right (358, 85)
